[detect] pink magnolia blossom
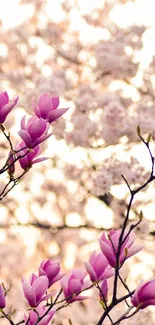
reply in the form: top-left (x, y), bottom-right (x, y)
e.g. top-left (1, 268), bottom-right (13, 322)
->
top-left (39, 259), bottom-right (64, 288)
top-left (18, 115), bottom-right (52, 148)
top-left (0, 91), bottom-right (18, 123)
top-left (24, 305), bottom-right (55, 325)
top-left (85, 251), bottom-right (114, 282)
top-left (33, 93), bottom-right (68, 123)
top-left (99, 229), bottom-right (142, 267)
top-left (22, 274), bottom-right (50, 307)
top-left (60, 269), bottom-right (89, 303)
top-left (131, 278), bottom-right (155, 309)
top-left (15, 142), bottom-right (47, 170)
top-left (99, 278), bottom-right (108, 302)
top-left (0, 285), bottom-right (6, 309)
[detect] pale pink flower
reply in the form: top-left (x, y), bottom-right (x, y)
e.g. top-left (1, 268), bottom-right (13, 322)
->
top-left (85, 251), bottom-right (114, 282)
top-left (60, 269), bottom-right (89, 303)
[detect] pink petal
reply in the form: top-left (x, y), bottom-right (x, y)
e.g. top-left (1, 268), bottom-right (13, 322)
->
top-left (29, 310), bottom-right (38, 324)
top-left (100, 232), bottom-right (109, 245)
top-left (85, 261), bottom-right (97, 282)
top-left (40, 291), bottom-right (56, 302)
top-left (103, 266), bottom-right (114, 279)
top-left (18, 154), bottom-right (28, 170)
top-left (34, 132), bottom-right (53, 147)
top-left (27, 115), bottom-right (38, 127)
top-left (139, 280), bottom-right (155, 301)
top-left (22, 280), bottom-right (36, 307)
top-left (29, 273), bottom-right (38, 284)
top-left (110, 231), bottom-right (120, 251)
top-left (32, 276), bottom-right (49, 303)
top-left (51, 272), bottom-right (65, 284)
top-left (89, 251), bottom-right (97, 265)
top-left (38, 315), bottom-right (51, 325)
top-left (18, 130), bottom-right (32, 148)
top-left (72, 269), bottom-right (86, 281)
top-left (47, 108), bottom-right (68, 123)
top-left (131, 290), bottom-right (139, 306)
top-left (95, 254), bottom-right (108, 274)
top-left (32, 157), bottom-right (48, 165)
top-left (39, 93), bottom-right (52, 118)
top-left (33, 103), bottom-right (41, 118)
top-left (28, 119), bottom-right (47, 140)
top-left (127, 245), bottom-right (143, 259)
top-left (140, 298), bottom-right (155, 309)
top-left (38, 309), bottom-right (55, 325)
top-left (0, 93), bottom-right (8, 108)
top-left (2, 91), bottom-right (9, 102)
top-left (13, 96), bottom-right (19, 105)
top-left (0, 285), bottom-right (5, 308)
top-left (0, 101), bottom-right (16, 115)
top-left (39, 267), bottom-right (46, 276)
top-left (51, 96), bottom-right (59, 110)
top-left (100, 278), bottom-right (108, 299)
top-left (68, 279), bottom-right (81, 295)
top-left (21, 116), bottom-right (26, 129)
top-left (99, 239), bottom-right (115, 267)
top-left (109, 229), bottom-right (116, 236)
top-left (46, 264), bottom-right (60, 279)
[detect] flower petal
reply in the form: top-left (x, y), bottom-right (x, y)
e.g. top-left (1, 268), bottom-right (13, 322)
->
top-left (32, 276), bottom-right (49, 304)
top-left (22, 280), bottom-right (36, 307)
top-left (18, 130), bottom-right (32, 148)
top-left (47, 108), bottom-right (68, 123)
top-left (38, 93), bottom-right (52, 118)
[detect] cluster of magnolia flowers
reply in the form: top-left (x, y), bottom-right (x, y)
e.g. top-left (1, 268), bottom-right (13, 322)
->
top-left (0, 229), bottom-right (154, 324)
top-left (1, 91), bottom-right (155, 324)
top-left (0, 91), bottom-right (68, 173)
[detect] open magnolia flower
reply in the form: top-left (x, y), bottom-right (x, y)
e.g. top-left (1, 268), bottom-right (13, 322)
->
top-left (22, 274), bottom-right (52, 308)
top-left (99, 229), bottom-right (142, 267)
top-left (33, 93), bottom-right (68, 123)
top-left (85, 251), bottom-right (114, 282)
top-left (60, 269), bottom-right (89, 303)
top-left (15, 141), bottom-right (47, 170)
top-left (18, 116), bottom-right (52, 149)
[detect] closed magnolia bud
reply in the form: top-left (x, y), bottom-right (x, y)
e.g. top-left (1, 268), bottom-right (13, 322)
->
top-left (0, 285), bottom-right (6, 309)
top-left (131, 278), bottom-right (155, 309)
top-left (99, 278), bottom-right (108, 302)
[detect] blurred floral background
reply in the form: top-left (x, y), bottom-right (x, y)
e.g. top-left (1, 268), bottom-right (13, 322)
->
top-left (0, 0), bottom-right (155, 323)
